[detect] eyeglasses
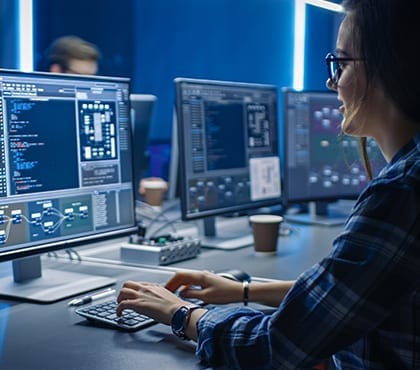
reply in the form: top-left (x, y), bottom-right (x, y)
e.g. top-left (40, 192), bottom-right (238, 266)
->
top-left (325, 52), bottom-right (363, 85)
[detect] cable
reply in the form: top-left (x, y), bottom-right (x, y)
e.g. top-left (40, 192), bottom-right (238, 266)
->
top-left (65, 248), bottom-right (81, 261)
top-left (136, 200), bottom-right (179, 235)
top-left (147, 216), bottom-right (187, 239)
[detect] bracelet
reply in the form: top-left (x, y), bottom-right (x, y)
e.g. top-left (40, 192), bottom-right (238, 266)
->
top-left (243, 280), bottom-right (249, 306)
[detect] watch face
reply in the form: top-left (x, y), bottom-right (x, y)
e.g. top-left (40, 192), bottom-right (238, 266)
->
top-left (171, 306), bottom-right (189, 337)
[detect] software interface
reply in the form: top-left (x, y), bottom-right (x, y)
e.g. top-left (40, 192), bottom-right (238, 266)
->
top-left (176, 78), bottom-right (281, 219)
top-left (283, 90), bottom-right (386, 204)
top-left (0, 70), bottom-right (135, 259)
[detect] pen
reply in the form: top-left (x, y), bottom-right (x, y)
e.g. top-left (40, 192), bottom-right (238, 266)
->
top-left (68, 288), bottom-right (116, 307)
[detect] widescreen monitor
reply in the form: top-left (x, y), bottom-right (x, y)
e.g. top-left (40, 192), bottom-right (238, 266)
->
top-left (174, 78), bottom-right (281, 249)
top-left (0, 69), bottom-right (136, 302)
top-left (282, 89), bottom-right (386, 225)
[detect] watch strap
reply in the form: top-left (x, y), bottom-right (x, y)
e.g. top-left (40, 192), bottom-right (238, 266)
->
top-left (171, 304), bottom-right (201, 340)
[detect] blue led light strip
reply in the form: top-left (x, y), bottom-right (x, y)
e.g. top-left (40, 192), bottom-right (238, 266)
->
top-left (18, 0), bottom-right (33, 71)
top-left (293, 0), bottom-right (343, 90)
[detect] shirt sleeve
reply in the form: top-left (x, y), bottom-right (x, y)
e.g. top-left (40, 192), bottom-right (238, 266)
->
top-left (196, 306), bottom-right (274, 369)
top-left (195, 175), bottom-right (420, 369)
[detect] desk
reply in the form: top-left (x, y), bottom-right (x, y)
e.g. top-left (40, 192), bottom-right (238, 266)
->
top-left (0, 219), bottom-right (343, 370)
top-left (0, 260), bottom-right (205, 370)
top-left (77, 218), bottom-right (341, 281)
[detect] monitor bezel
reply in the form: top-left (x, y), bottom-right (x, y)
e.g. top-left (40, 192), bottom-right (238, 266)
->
top-left (129, 93), bottom-right (157, 199)
top-left (0, 68), bottom-right (137, 263)
top-left (175, 77), bottom-right (282, 221)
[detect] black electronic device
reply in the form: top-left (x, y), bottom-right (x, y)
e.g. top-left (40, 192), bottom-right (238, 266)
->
top-left (174, 78), bottom-right (281, 249)
top-left (130, 94), bottom-right (157, 198)
top-left (0, 69), bottom-right (137, 302)
top-left (282, 88), bottom-right (387, 226)
top-left (218, 269), bottom-right (251, 282)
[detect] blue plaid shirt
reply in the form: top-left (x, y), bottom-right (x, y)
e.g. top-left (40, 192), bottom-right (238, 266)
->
top-left (196, 132), bottom-right (420, 369)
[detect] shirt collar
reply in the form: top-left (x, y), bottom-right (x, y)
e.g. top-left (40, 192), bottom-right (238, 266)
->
top-left (389, 131), bottom-right (420, 165)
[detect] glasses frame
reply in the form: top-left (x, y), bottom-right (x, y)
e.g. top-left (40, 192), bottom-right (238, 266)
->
top-left (325, 52), bottom-right (363, 85)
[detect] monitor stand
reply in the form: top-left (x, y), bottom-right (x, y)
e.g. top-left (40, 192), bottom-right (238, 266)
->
top-left (285, 201), bottom-right (349, 227)
top-left (198, 216), bottom-right (254, 250)
top-left (0, 255), bottom-right (116, 303)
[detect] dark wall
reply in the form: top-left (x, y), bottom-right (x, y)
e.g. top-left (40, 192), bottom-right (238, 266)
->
top-left (33, 0), bottom-right (296, 143)
top-left (305, 4), bottom-right (343, 89)
top-left (132, 0), bottom-right (294, 141)
top-left (0, 0), bottom-right (18, 69)
top-left (34, 0), bottom-right (135, 77)
top-left (3, 0), bottom-right (342, 140)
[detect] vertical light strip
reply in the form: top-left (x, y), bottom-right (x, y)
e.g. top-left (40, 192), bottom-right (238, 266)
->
top-left (293, 0), bottom-right (343, 91)
top-left (293, 0), bottom-right (306, 91)
top-left (305, 0), bottom-right (343, 12)
top-left (18, 0), bottom-right (33, 71)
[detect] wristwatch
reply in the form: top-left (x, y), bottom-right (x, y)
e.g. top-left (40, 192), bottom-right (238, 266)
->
top-left (171, 304), bottom-right (201, 340)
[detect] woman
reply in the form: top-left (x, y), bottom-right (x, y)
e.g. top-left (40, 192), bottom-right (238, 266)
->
top-left (116, 1), bottom-right (420, 368)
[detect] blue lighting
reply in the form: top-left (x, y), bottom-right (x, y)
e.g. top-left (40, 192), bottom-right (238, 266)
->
top-left (293, 0), bottom-right (343, 90)
top-left (18, 0), bottom-right (33, 71)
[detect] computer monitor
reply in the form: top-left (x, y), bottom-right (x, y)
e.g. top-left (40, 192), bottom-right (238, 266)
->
top-left (167, 109), bottom-right (181, 201)
top-left (174, 78), bottom-right (281, 249)
top-left (0, 69), bottom-right (137, 302)
top-left (130, 93), bottom-right (157, 199)
top-left (282, 88), bottom-right (386, 226)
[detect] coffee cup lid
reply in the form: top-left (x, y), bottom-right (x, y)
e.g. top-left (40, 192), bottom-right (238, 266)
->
top-left (142, 180), bottom-right (167, 189)
top-left (249, 214), bottom-right (283, 224)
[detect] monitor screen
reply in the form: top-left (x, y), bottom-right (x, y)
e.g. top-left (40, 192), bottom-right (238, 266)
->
top-left (0, 69), bottom-right (136, 302)
top-left (282, 89), bottom-right (386, 225)
top-left (174, 78), bottom-right (281, 249)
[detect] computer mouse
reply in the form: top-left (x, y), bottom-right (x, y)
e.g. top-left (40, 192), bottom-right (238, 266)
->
top-left (218, 269), bottom-right (251, 282)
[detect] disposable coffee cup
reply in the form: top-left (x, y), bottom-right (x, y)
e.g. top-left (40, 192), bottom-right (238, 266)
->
top-left (141, 180), bottom-right (168, 206)
top-left (249, 214), bottom-right (283, 255)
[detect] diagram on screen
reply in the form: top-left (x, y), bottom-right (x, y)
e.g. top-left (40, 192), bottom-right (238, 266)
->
top-left (79, 101), bottom-right (118, 161)
top-left (0, 195), bottom-right (93, 246)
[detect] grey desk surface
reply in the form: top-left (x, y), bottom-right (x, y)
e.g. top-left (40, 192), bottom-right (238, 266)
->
top-left (0, 207), bottom-right (344, 370)
top-left (78, 215), bottom-right (341, 281)
top-left (0, 261), bottom-right (206, 370)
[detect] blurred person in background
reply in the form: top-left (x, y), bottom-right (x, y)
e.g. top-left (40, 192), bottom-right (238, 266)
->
top-left (44, 35), bottom-right (100, 75)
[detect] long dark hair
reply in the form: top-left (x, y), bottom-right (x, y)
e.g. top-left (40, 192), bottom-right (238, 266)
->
top-left (342, 0), bottom-right (420, 178)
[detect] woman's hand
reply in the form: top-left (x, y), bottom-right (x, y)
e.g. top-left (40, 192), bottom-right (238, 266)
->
top-left (165, 270), bottom-right (243, 304)
top-left (116, 280), bottom-right (187, 324)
